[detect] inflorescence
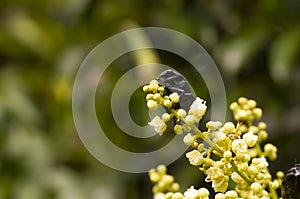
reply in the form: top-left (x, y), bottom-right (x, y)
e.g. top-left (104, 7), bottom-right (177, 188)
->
top-left (143, 79), bottom-right (284, 199)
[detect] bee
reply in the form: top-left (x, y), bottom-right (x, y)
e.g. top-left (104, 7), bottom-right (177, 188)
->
top-left (282, 163), bottom-right (300, 199)
top-left (156, 69), bottom-right (195, 112)
top-left (156, 69), bottom-right (196, 132)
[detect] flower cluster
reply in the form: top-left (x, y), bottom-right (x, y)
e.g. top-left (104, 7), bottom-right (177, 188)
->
top-left (149, 165), bottom-right (180, 195)
top-left (143, 80), bottom-right (207, 136)
top-left (143, 79), bottom-right (284, 199)
top-left (149, 165), bottom-right (210, 199)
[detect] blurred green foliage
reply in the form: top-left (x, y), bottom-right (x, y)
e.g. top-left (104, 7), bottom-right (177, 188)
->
top-left (0, 0), bottom-right (300, 198)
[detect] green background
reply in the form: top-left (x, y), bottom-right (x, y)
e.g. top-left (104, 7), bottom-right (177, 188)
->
top-left (0, 0), bottom-right (300, 198)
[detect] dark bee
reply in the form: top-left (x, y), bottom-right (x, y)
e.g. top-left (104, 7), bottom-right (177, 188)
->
top-left (156, 69), bottom-right (196, 131)
top-left (282, 163), bottom-right (300, 199)
top-left (156, 69), bottom-right (195, 112)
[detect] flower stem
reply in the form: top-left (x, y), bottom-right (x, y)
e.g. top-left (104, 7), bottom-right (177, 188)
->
top-left (195, 129), bottom-right (224, 156)
top-left (229, 160), bottom-right (252, 185)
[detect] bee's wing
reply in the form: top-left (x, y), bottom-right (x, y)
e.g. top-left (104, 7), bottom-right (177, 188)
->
top-left (156, 69), bottom-right (195, 112)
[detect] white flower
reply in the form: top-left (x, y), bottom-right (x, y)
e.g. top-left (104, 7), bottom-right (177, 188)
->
top-left (232, 139), bottom-right (247, 154)
top-left (186, 150), bottom-right (203, 166)
top-left (182, 187), bottom-right (209, 199)
top-left (243, 131), bottom-right (258, 147)
top-left (198, 188), bottom-right (209, 197)
top-left (184, 186), bottom-right (198, 199)
top-left (184, 115), bottom-right (196, 126)
top-left (154, 193), bottom-right (166, 199)
top-left (252, 156), bottom-right (269, 169)
top-left (214, 131), bottom-right (226, 143)
top-left (206, 121), bottom-right (222, 130)
top-left (148, 116), bottom-right (167, 135)
top-left (172, 192), bottom-right (184, 199)
top-left (205, 167), bottom-right (228, 192)
top-left (183, 133), bottom-right (194, 146)
top-left (188, 97), bottom-right (207, 120)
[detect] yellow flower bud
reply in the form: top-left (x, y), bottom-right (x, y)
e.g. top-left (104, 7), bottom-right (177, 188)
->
top-left (191, 141), bottom-right (198, 148)
top-left (276, 171), bottom-right (284, 179)
top-left (143, 85), bottom-right (150, 92)
top-left (248, 165), bottom-right (258, 176)
top-left (223, 151), bottom-right (232, 159)
top-left (243, 131), bottom-right (258, 147)
top-left (152, 186), bottom-right (159, 193)
top-left (192, 144), bottom-right (201, 153)
top-left (153, 93), bottom-right (162, 101)
top-left (162, 113), bottom-right (171, 122)
top-left (247, 99), bottom-right (257, 109)
top-left (249, 126), bottom-right (259, 134)
top-left (170, 183), bottom-right (180, 192)
top-left (223, 122), bottom-right (235, 133)
top-left (241, 153), bottom-right (251, 162)
top-left (263, 143), bottom-right (277, 160)
top-left (258, 130), bottom-right (268, 142)
top-left (229, 102), bottom-right (239, 111)
top-left (169, 93), bottom-right (179, 103)
top-left (224, 190), bottom-right (238, 198)
top-left (250, 182), bottom-right (262, 192)
top-left (161, 175), bottom-right (174, 185)
top-left (150, 80), bottom-right (159, 85)
top-left (149, 172), bottom-right (161, 183)
top-left (215, 193), bottom-right (225, 199)
top-left (146, 93), bottom-right (154, 100)
top-left (258, 122), bottom-right (267, 130)
top-left (158, 86), bottom-right (165, 93)
top-left (163, 99), bottom-right (173, 108)
top-left (147, 100), bottom-right (158, 110)
top-left (149, 80), bottom-right (159, 92)
top-left (157, 164), bottom-right (167, 175)
top-left (174, 124), bottom-right (183, 135)
top-left (149, 169), bottom-right (160, 182)
top-left (177, 109), bottom-right (187, 119)
top-left (165, 192), bottom-right (173, 199)
top-left (238, 97), bottom-right (248, 105)
top-left (256, 173), bottom-right (264, 180)
top-left (239, 124), bottom-right (248, 133)
top-left (239, 163), bottom-right (248, 172)
top-left (234, 110), bottom-right (248, 121)
top-left (253, 108), bottom-right (263, 119)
